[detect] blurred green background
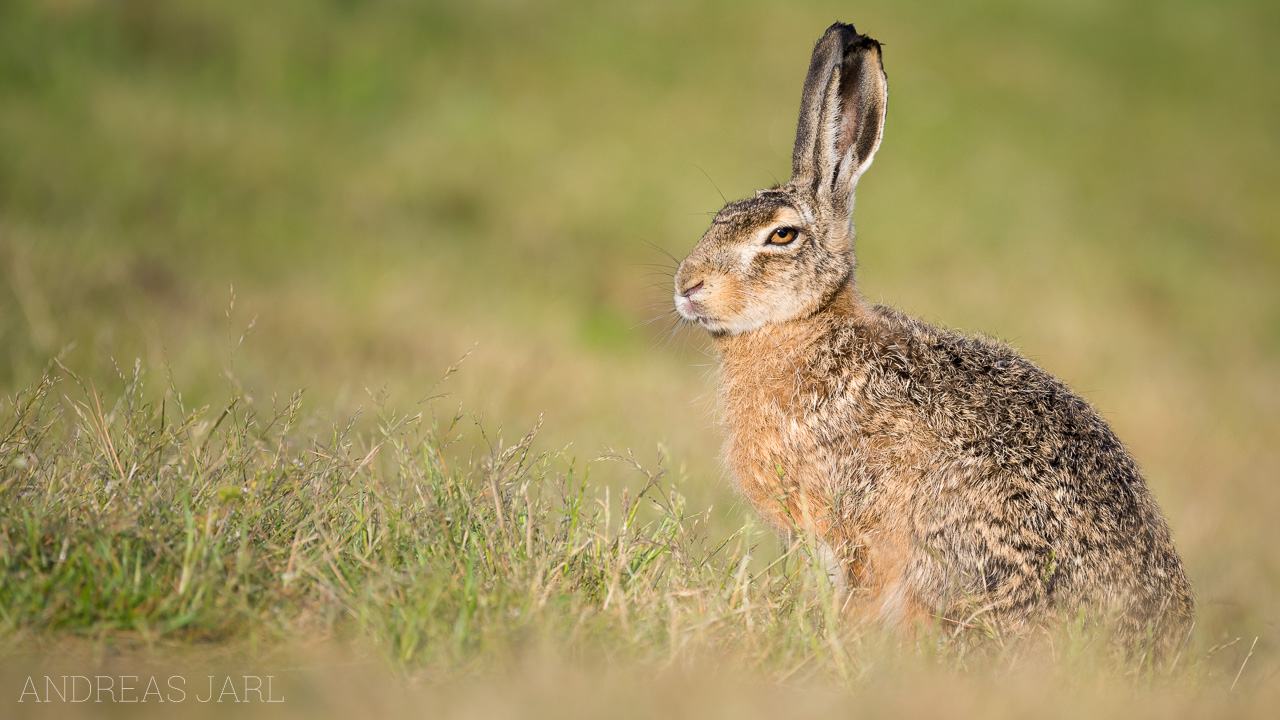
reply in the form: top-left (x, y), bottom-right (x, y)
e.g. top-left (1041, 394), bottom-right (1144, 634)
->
top-left (1, 0), bottom-right (1277, 644)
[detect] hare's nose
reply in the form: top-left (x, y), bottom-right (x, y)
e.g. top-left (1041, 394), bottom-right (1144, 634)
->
top-left (680, 280), bottom-right (704, 297)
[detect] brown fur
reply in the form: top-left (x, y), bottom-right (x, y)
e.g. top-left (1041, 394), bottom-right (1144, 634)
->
top-left (673, 23), bottom-right (1193, 654)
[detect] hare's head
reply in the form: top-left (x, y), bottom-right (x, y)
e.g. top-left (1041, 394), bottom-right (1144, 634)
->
top-left (674, 23), bottom-right (887, 336)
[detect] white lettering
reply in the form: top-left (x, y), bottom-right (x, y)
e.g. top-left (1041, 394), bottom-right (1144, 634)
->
top-left (18, 676), bottom-right (39, 703)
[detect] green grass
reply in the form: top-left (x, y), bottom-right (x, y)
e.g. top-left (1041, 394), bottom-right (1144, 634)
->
top-left (0, 366), bottom-right (1275, 717)
top-left (1, 0), bottom-right (1279, 715)
top-left (0, 364), bottom-right (839, 670)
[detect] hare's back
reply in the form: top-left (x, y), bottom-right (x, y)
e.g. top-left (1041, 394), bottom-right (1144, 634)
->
top-left (852, 306), bottom-right (1192, 630)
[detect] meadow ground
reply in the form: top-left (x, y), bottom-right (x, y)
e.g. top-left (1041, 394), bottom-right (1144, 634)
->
top-left (2, 0), bottom-right (1278, 716)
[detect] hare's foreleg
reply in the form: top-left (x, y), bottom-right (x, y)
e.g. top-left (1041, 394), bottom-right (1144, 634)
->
top-left (816, 542), bottom-right (849, 595)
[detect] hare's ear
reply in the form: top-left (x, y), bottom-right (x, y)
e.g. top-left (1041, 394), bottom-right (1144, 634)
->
top-left (791, 23), bottom-right (887, 212)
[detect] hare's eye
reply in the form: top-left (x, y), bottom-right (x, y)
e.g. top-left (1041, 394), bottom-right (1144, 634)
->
top-left (767, 227), bottom-right (799, 245)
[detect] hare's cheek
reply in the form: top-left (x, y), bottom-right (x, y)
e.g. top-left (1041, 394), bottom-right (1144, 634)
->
top-left (751, 260), bottom-right (800, 298)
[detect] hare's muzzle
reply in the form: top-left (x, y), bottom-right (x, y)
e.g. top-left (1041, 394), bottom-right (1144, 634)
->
top-left (679, 280), bottom-right (703, 297)
top-left (673, 278), bottom-right (707, 323)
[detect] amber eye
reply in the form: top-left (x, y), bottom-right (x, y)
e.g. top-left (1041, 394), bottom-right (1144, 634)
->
top-left (767, 227), bottom-right (799, 245)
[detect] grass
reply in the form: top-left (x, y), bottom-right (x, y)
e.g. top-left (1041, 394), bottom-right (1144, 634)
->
top-left (0, 364), bottom-right (1275, 717)
top-left (1, 0), bottom-right (1278, 715)
top-left (0, 362), bottom-right (847, 671)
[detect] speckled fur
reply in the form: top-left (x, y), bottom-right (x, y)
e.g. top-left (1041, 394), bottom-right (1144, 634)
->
top-left (673, 23), bottom-right (1193, 653)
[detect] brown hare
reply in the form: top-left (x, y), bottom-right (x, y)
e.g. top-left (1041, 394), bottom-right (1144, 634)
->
top-left (673, 22), bottom-right (1193, 654)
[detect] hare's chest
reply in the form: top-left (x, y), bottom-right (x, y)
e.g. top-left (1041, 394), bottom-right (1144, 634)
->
top-left (720, 388), bottom-right (840, 533)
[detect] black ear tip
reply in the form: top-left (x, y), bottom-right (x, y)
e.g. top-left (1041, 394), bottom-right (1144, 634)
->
top-left (825, 21), bottom-right (859, 36)
top-left (822, 21), bottom-right (883, 55)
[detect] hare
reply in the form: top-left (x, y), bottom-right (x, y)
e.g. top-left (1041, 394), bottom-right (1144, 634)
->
top-left (673, 23), bottom-right (1193, 652)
